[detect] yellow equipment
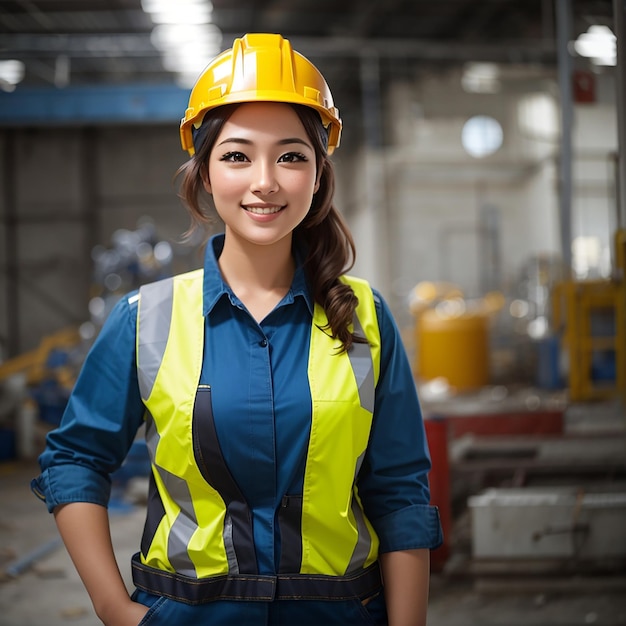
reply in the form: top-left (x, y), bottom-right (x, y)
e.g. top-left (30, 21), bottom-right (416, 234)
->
top-left (552, 228), bottom-right (626, 402)
top-left (0, 327), bottom-right (80, 387)
top-left (417, 309), bottom-right (490, 391)
top-left (411, 282), bottom-right (505, 391)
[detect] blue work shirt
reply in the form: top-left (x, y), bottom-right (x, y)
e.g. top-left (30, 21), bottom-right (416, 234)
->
top-left (32, 234), bottom-right (442, 574)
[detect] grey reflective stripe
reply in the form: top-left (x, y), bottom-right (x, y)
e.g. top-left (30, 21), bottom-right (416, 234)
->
top-left (223, 514), bottom-right (239, 574)
top-left (145, 412), bottom-right (199, 577)
top-left (347, 452), bottom-right (372, 573)
top-left (157, 466), bottom-right (199, 577)
top-left (144, 414), bottom-right (159, 461)
top-left (347, 315), bottom-right (375, 413)
top-left (137, 277), bottom-right (174, 401)
top-left (347, 500), bottom-right (372, 573)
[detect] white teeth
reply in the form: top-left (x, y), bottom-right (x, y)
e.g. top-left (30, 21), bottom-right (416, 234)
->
top-left (246, 206), bottom-right (282, 215)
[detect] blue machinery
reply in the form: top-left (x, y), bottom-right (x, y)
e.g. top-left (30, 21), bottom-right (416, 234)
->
top-left (0, 83), bottom-right (188, 126)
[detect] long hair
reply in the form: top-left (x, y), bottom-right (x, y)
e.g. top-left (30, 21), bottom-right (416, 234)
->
top-left (176, 103), bottom-right (366, 352)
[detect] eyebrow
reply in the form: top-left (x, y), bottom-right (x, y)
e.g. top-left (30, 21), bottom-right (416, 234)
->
top-left (216, 137), bottom-right (313, 149)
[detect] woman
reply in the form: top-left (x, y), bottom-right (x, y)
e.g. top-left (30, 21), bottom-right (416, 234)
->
top-left (32, 33), bottom-right (442, 626)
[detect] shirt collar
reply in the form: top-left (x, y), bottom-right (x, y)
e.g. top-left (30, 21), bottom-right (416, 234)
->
top-left (202, 233), bottom-right (314, 316)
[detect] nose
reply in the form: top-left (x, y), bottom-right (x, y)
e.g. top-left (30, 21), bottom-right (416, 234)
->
top-left (251, 160), bottom-right (279, 194)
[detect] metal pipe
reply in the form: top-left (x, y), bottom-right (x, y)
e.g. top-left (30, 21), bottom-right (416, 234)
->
top-left (1, 33), bottom-right (557, 63)
top-left (614, 0), bottom-right (626, 228)
top-left (5, 537), bottom-right (63, 578)
top-left (359, 49), bottom-right (391, 299)
top-left (556, 0), bottom-right (574, 277)
top-left (80, 126), bottom-right (100, 304)
top-left (3, 130), bottom-right (19, 357)
top-left (360, 50), bottom-right (383, 149)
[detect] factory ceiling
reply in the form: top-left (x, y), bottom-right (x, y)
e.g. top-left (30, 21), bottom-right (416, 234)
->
top-left (0, 0), bottom-right (618, 118)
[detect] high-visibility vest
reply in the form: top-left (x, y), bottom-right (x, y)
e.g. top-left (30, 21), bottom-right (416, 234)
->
top-left (136, 269), bottom-right (381, 579)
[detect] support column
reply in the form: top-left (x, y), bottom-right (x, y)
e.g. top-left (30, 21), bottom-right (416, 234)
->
top-left (556, 0), bottom-right (574, 278)
top-left (355, 50), bottom-right (391, 299)
top-left (614, 0), bottom-right (626, 229)
top-left (80, 126), bottom-right (100, 303)
top-left (3, 130), bottom-right (19, 357)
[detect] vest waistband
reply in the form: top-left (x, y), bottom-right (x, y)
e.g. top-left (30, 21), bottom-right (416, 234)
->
top-left (131, 553), bottom-right (383, 605)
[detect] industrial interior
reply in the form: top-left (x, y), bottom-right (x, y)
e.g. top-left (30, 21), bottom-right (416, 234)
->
top-left (0, 0), bottom-right (625, 624)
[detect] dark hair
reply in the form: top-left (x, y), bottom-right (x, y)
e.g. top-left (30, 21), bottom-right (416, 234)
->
top-left (175, 103), bottom-right (366, 352)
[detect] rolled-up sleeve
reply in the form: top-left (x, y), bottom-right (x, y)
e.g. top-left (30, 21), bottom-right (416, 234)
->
top-left (31, 294), bottom-right (145, 513)
top-left (358, 291), bottom-right (443, 553)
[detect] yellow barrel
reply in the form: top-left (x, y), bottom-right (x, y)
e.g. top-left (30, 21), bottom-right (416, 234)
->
top-left (416, 309), bottom-right (489, 391)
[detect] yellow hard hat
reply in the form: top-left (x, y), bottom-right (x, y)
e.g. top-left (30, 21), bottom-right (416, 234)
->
top-left (180, 33), bottom-right (342, 156)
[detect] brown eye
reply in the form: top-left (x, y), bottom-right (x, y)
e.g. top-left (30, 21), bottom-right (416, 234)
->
top-left (278, 152), bottom-right (307, 163)
top-left (220, 151), bottom-right (248, 162)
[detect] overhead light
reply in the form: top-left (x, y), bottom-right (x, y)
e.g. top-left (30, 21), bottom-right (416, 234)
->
top-left (461, 62), bottom-right (501, 94)
top-left (141, 0), bottom-right (210, 13)
top-left (0, 59), bottom-right (25, 92)
top-left (151, 23), bottom-right (222, 86)
top-left (144, 0), bottom-right (213, 24)
top-left (461, 115), bottom-right (503, 158)
top-left (143, 0), bottom-right (222, 85)
top-left (574, 25), bottom-right (616, 66)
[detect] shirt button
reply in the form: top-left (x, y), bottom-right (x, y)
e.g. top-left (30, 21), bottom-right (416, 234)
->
top-left (259, 339), bottom-right (268, 347)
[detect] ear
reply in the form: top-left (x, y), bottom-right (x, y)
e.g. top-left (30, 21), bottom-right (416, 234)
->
top-left (313, 176), bottom-right (321, 195)
top-left (200, 166), bottom-right (212, 194)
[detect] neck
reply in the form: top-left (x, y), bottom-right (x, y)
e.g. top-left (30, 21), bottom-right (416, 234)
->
top-left (218, 232), bottom-right (295, 305)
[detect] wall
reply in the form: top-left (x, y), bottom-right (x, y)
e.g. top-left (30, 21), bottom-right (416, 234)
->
top-left (348, 66), bottom-right (618, 329)
top-left (0, 124), bottom-right (196, 356)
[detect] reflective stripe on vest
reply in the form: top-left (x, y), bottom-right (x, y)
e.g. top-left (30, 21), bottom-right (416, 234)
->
top-left (136, 270), bottom-right (381, 578)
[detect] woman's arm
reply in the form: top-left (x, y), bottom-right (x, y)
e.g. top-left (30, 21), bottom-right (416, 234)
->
top-left (380, 549), bottom-right (430, 626)
top-left (54, 503), bottom-right (148, 626)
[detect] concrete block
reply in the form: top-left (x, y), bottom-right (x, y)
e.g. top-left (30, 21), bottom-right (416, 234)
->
top-left (469, 487), bottom-right (626, 559)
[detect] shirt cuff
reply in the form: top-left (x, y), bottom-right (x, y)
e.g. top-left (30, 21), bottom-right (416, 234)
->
top-left (31, 464), bottom-right (111, 513)
top-left (372, 504), bottom-right (444, 553)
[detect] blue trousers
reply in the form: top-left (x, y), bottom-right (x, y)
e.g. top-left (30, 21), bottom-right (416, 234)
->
top-left (132, 588), bottom-right (388, 625)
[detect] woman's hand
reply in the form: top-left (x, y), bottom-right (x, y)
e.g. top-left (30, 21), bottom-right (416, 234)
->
top-left (98, 597), bottom-right (150, 626)
top-left (53, 503), bottom-right (150, 626)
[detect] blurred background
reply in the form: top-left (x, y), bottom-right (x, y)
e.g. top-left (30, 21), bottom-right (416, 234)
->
top-left (0, 1), bottom-right (625, 625)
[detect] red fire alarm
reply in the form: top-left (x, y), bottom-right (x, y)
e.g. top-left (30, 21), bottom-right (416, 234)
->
top-left (573, 70), bottom-right (596, 103)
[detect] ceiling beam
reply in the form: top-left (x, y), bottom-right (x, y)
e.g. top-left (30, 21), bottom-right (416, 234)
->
top-left (1, 32), bottom-right (557, 64)
top-left (280, 36), bottom-right (557, 65)
top-left (0, 33), bottom-right (158, 57)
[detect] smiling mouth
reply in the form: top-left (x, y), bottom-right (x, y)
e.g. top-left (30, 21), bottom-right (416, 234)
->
top-left (243, 205), bottom-right (284, 215)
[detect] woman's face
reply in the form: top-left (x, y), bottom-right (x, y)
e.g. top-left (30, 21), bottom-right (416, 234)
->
top-left (203, 102), bottom-right (320, 250)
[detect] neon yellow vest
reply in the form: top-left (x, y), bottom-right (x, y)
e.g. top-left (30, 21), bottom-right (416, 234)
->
top-left (136, 269), bottom-right (381, 578)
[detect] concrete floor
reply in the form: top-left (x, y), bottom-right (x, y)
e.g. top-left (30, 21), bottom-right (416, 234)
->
top-left (1, 398), bottom-right (625, 626)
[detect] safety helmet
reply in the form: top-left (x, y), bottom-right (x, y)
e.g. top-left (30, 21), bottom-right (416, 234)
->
top-left (180, 33), bottom-right (342, 156)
